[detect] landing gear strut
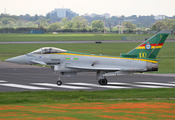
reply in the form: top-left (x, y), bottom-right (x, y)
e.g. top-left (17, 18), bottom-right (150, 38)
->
top-left (56, 75), bottom-right (62, 86)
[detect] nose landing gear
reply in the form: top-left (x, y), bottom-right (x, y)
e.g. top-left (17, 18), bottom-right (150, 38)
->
top-left (56, 80), bottom-right (62, 86)
top-left (56, 75), bottom-right (62, 86)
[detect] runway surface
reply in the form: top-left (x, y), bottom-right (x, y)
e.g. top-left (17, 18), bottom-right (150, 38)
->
top-left (0, 62), bottom-right (175, 92)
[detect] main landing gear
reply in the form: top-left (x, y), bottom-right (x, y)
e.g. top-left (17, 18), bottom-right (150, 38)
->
top-left (97, 71), bottom-right (108, 85)
top-left (56, 75), bottom-right (62, 86)
top-left (98, 79), bottom-right (108, 85)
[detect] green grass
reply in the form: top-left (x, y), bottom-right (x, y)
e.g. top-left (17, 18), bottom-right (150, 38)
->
top-left (0, 33), bottom-right (157, 42)
top-left (0, 33), bottom-right (124, 41)
top-left (1, 33), bottom-right (174, 42)
top-left (0, 88), bottom-right (175, 104)
top-left (0, 42), bottom-right (175, 73)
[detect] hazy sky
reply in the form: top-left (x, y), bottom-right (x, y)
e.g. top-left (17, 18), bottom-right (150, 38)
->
top-left (0, 0), bottom-right (175, 17)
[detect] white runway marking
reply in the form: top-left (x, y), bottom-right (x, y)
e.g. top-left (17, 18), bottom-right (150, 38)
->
top-left (132, 85), bottom-right (171, 88)
top-left (0, 80), bottom-right (7, 82)
top-left (135, 82), bottom-right (175, 87)
top-left (31, 83), bottom-right (91, 89)
top-left (66, 83), bottom-right (131, 89)
top-left (108, 82), bottom-right (171, 88)
top-left (108, 82), bottom-right (133, 85)
top-left (169, 82), bottom-right (175, 84)
top-left (0, 84), bottom-right (51, 90)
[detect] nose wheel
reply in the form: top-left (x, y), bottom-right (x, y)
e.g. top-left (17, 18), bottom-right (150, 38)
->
top-left (56, 76), bottom-right (62, 86)
top-left (56, 80), bottom-right (62, 86)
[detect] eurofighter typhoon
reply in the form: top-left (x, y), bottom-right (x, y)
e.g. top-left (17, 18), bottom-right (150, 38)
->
top-left (5, 30), bottom-right (171, 86)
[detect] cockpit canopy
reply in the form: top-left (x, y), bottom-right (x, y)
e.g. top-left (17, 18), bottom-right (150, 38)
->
top-left (30, 47), bottom-right (67, 54)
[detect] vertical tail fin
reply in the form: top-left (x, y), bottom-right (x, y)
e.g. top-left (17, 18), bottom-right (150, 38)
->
top-left (121, 30), bottom-right (171, 59)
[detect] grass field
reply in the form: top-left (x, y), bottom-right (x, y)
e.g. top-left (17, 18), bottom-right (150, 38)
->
top-left (0, 33), bottom-right (122, 41)
top-left (0, 42), bottom-right (175, 73)
top-left (0, 89), bottom-right (175, 119)
top-left (0, 33), bottom-right (153, 42)
top-left (1, 88), bottom-right (175, 104)
top-left (1, 102), bottom-right (175, 119)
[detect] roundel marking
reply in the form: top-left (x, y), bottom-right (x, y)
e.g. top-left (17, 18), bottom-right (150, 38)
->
top-left (145, 43), bottom-right (151, 50)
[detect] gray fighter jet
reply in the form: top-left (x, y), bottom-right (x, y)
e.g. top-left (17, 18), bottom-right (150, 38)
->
top-left (5, 30), bottom-right (171, 86)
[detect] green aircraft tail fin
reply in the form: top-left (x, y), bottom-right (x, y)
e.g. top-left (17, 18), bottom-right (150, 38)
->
top-left (121, 30), bottom-right (171, 59)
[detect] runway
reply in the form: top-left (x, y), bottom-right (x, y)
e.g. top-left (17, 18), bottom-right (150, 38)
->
top-left (0, 62), bottom-right (175, 92)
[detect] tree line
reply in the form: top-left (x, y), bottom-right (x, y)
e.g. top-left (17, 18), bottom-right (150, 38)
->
top-left (1, 13), bottom-right (175, 33)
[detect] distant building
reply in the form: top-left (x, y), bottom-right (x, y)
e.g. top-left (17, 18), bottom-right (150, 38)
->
top-left (90, 13), bottom-right (97, 18)
top-left (84, 13), bottom-right (90, 17)
top-left (49, 8), bottom-right (79, 18)
top-left (90, 13), bottom-right (110, 18)
top-left (124, 19), bottom-right (136, 22)
top-left (103, 13), bottom-right (110, 18)
top-left (154, 15), bottom-right (166, 20)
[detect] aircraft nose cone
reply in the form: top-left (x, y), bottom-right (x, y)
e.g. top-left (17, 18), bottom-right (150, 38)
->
top-left (5, 55), bottom-right (26, 64)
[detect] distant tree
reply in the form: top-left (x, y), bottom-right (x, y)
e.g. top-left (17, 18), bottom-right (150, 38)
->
top-left (25, 14), bottom-right (30, 21)
top-left (163, 18), bottom-right (174, 26)
top-left (0, 21), bottom-right (3, 27)
top-left (11, 15), bottom-right (19, 20)
top-left (36, 18), bottom-right (49, 27)
top-left (62, 17), bottom-right (68, 25)
top-left (173, 15), bottom-right (175, 19)
top-left (151, 24), bottom-right (157, 30)
top-left (170, 22), bottom-right (175, 30)
top-left (151, 21), bottom-right (167, 31)
top-left (1, 18), bottom-right (9, 25)
top-left (71, 16), bottom-right (89, 26)
top-left (7, 21), bottom-right (15, 27)
top-left (47, 22), bottom-right (61, 31)
top-left (58, 21), bottom-right (64, 27)
top-left (38, 24), bottom-right (46, 30)
top-left (72, 16), bottom-right (86, 22)
top-left (17, 20), bottom-right (23, 27)
top-left (25, 21), bottom-right (37, 27)
top-left (130, 15), bottom-right (137, 18)
top-left (46, 13), bottom-right (50, 19)
top-left (92, 27), bottom-right (98, 32)
top-left (123, 21), bottom-right (136, 31)
top-left (107, 21), bottom-right (112, 32)
top-left (63, 21), bottom-right (74, 29)
top-left (50, 15), bottom-right (61, 22)
top-left (34, 14), bottom-right (39, 21)
top-left (163, 18), bottom-right (175, 30)
top-left (30, 17), bottom-right (34, 21)
top-left (91, 20), bottom-right (104, 31)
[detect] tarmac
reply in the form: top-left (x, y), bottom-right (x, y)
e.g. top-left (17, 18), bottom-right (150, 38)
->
top-left (0, 62), bottom-right (175, 92)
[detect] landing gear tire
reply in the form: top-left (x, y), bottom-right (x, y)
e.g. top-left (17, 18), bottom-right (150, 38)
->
top-left (98, 79), bottom-right (108, 85)
top-left (56, 80), bottom-right (62, 86)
